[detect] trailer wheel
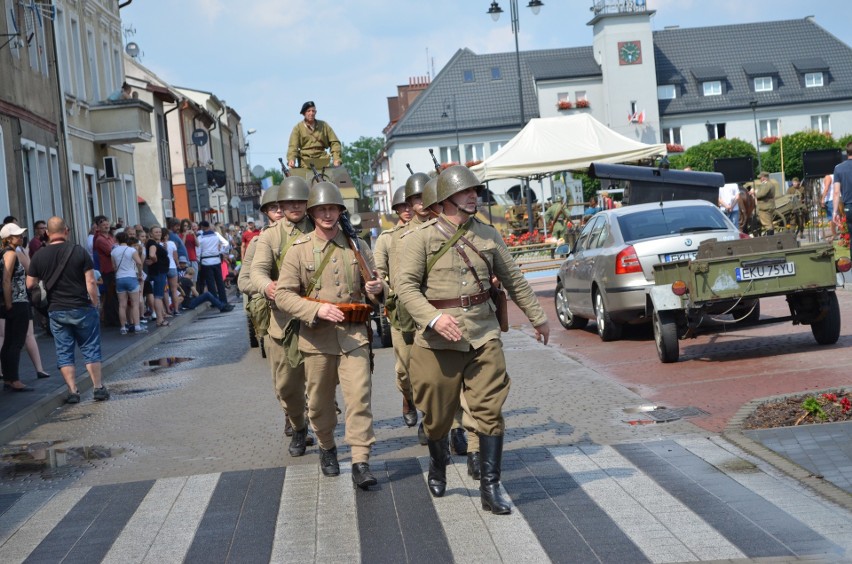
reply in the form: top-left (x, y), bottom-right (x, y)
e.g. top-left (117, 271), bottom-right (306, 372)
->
top-left (594, 290), bottom-right (622, 342)
top-left (555, 280), bottom-right (588, 330)
top-left (653, 309), bottom-right (680, 363)
top-left (811, 292), bottom-right (841, 345)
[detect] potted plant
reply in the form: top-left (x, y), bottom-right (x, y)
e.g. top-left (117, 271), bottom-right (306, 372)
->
top-left (575, 99), bottom-right (590, 108)
top-left (666, 143), bottom-right (685, 153)
top-left (557, 100), bottom-right (572, 110)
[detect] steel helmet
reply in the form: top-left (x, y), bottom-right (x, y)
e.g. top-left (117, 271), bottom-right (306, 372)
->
top-left (421, 176), bottom-right (439, 209)
top-left (259, 184), bottom-right (281, 211)
top-left (436, 165), bottom-right (484, 203)
top-left (307, 181), bottom-right (345, 210)
top-left (391, 186), bottom-right (407, 210)
top-left (404, 172), bottom-right (430, 200)
top-left (279, 176), bottom-right (310, 202)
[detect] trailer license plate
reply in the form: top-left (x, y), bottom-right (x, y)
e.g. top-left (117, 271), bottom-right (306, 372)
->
top-left (662, 251), bottom-right (697, 263)
top-left (735, 262), bottom-right (796, 281)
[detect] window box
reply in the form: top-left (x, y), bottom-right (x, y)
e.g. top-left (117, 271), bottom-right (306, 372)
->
top-left (575, 99), bottom-right (590, 108)
top-left (761, 136), bottom-right (779, 145)
top-left (557, 100), bottom-right (572, 110)
top-left (666, 143), bottom-right (684, 153)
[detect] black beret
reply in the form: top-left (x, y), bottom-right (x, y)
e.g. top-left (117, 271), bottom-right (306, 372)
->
top-left (300, 101), bottom-right (315, 115)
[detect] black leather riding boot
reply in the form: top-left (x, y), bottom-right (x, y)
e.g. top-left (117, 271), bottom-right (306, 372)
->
top-left (427, 436), bottom-right (450, 497)
top-left (467, 451), bottom-right (481, 480)
top-left (479, 434), bottom-right (511, 515)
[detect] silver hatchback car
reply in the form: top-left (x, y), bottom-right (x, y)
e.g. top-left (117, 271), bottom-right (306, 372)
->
top-left (555, 200), bottom-right (743, 341)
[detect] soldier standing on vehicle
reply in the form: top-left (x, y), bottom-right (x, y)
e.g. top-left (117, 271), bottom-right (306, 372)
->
top-left (275, 182), bottom-right (384, 490)
top-left (373, 186), bottom-right (417, 428)
top-left (286, 101), bottom-right (341, 178)
top-left (395, 165), bottom-right (549, 514)
top-left (754, 171), bottom-right (777, 235)
top-left (249, 177), bottom-right (316, 453)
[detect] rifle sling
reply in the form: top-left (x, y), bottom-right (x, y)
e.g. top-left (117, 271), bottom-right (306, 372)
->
top-left (425, 218), bottom-right (469, 276)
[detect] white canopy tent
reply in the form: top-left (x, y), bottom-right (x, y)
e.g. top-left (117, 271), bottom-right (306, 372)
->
top-left (470, 114), bottom-right (667, 182)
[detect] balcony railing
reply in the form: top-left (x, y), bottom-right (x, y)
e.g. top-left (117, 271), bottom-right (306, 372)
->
top-left (89, 99), bottom-right (154, 145)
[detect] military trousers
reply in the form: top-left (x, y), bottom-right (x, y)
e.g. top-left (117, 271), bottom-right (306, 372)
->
top-left (390, 326), bottom-right (413, 399)
top-left (304, 347), bottom-right (376, 464)
top-left (757, 208), bottom-right (775, 232)
top-left (265, 335), bottom-right (307, 429)
top-left (409, 339), bottom-right (510, 441)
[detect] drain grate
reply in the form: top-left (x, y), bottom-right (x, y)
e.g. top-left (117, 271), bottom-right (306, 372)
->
top-left (645, 406), bottom-right (708, 422)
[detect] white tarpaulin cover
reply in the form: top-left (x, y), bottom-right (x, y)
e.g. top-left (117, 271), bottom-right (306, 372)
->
top-left (470, 114), bottom-right (666, 181)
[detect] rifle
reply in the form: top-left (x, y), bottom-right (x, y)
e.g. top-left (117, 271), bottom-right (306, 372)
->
top-left (405, 163), bottom-right (415, 175)
top-left (278, 158), bottom-right (290, 177)
top-left (546, 203), bottom-right (566, 234)
top-left (428, 149), bottom-right (441, 174)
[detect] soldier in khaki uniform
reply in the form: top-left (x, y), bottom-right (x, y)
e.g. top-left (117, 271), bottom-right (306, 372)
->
top-left (373, 186), bottom-right (417, 427)
top-left (287, 101), bottom-right (341, 180)
top-left (249, 177), bottom-right (315, 453)
top-left (275, 182), bottom-right (385, 489)
top-left (754, 171), bottom-right (777, 235)
top-left (396, 165), bottom-right (549, 515)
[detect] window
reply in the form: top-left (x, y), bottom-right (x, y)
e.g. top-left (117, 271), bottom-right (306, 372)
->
top-left (662, 127), bottom-right (682, 145)
top-left (85, 26), bottom-right (100, 101)
top-left (464, 143), bottom-right (484, 163)
top-left (157, 113), bottom-right (171, 180)
top-left (702, 81), bottom-right (722, 96)
top-left (113, 45), bottom-right (122, 92)
top-left (463, 70), bottom-right (474, 83)
top-left (489, 141), bottom-right (505, 155)
top-left (759, 119), bottom-right (779, 137)
top-left (657, 85), bottom-right (676, 100)
top-left (439, 146), bottom-right (460, 164)
top-left (805, 72), bottom-right (824, 87)
top-left (0, 125), bottom-right (9, 220)
top-left (706, 122), bottom-right (726, 140)
top-left (575, 90), bottom-right (587, 102)
top-left (557, 92), bottom-right (570, 102)
top-left (70, 17), bottom-right (85, 99)
top-left (491, 67), bottom-right (501, 80)
top-left (55, 9), bottom-right (70, 94)
top-left (5, 0), bottom-right (19, 59)
top-left (811, 114), bottom-right (831, 133)
top-left (102, 39), bottom-right (113, 93)
top-left (754, 76), bottom-right (773, 92)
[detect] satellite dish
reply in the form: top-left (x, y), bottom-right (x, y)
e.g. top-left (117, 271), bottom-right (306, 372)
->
top-left (251, 165), bottom-right (266, 178)
top-left (229, 196), bottom-right (241, 208)
top-left (125, 42), bottom-right (140, 58)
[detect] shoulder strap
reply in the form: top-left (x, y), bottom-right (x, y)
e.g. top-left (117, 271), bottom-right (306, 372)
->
top-left (434, 220), bottom-right (488, 293)
top-left (425, 218), bottom-right (469, 275)
top-left (276, 229), bottom-right (299, 271)
top-left (45, 244), bottom-right (76, 291)
top-left (304, 244), bottom-right (335, 296)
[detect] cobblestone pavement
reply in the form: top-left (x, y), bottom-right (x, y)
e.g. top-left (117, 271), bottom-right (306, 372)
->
top-left (0, 307), bottom-right (850, 562)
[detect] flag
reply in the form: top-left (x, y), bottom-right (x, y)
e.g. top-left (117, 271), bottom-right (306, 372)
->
top-left (637, 110), bottom-right (645, 124)
top-left (260, 176), bottom-right (273, 190)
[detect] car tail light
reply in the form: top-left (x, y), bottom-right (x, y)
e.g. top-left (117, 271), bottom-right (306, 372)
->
top-left (615, 245), bottom-right (642, 275)
top-left (739, 232), bottom-right (751, 239)
top-left (671, 280), bottom-right (688, 296)
top-left (837, 257), bottom-right (852, 273)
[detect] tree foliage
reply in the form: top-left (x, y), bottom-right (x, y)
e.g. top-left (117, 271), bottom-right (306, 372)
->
top-left (342, 136), bottom-right (384, 201)
top-left (670, 138), bottom-right (758, 172)
top-left (761, 131), bottom-right (836, 179)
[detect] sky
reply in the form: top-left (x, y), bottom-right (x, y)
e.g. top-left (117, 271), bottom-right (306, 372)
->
top-left (121, 0), bottom-right (852, 172)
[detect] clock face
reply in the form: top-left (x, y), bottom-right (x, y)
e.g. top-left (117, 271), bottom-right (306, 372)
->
top-left (618, 40), bottom-right (642, 65)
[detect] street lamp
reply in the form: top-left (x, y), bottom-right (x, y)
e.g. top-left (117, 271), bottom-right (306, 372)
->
top-left (749, 100), bottom-right (762, 171)
top-left (441, 96), bottom-right (460, 163)
top-left (489, 1), bottom-right (542, 232)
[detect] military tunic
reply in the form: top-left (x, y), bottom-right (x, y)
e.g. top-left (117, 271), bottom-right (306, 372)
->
top-left (395, 215), bottom-right (546, 440)
top-left (286, 119), bottom-right (341, 170)
top-left (754, 179), bottom-right (777, 232)
top-left (250, 217), bottom-right (312, 429)
top-left (274, 230), bottom-right (380, 463)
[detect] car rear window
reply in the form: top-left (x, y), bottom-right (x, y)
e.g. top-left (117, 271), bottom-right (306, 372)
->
top-left (617, 206), bottom-right (728, 242)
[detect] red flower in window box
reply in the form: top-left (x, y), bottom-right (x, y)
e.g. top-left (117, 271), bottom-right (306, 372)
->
top-left (575, 99), bottom-right (590, 108)
top-left (465, 160), bottom-right (482, 167)
top-left (666, 143), bottom-right (684, 153)
top-left (556, 100), bottom-right (572, 110)
top-left (761, 136), bottom-right (779, 145)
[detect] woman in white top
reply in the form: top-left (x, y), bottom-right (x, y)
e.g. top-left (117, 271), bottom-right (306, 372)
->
top-left (162, 229), bottom-right (181, 315)
top-left (822, 174), bottom-right (836, 240)
top-left (111, 231), bottom-right (145, 334)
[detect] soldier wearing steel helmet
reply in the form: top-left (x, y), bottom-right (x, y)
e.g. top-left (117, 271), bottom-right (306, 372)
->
top-left (249, 176), bottom-right (316, 450)
top-left (395, 165), bottom-right (549, 514)
top-left (275, 181), bottom-right (385, 489)
top-left (373, 187), bottom-right (418, 427)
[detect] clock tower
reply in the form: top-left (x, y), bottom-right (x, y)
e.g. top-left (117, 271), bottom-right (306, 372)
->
top-left (589, 2), bottom-right (659, 144)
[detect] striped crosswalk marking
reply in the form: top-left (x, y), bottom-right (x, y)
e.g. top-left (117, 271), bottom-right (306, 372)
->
top-left (0, 440), bottom-right (846, 563)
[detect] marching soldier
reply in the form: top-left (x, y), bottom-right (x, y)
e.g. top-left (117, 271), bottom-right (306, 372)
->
top-left (249, 177), bottom-right (315, 453)
top-left (373, 186), bottom-right (417, 427)
top-left (287, 101), bottom-right (341, 180)
top-left (275, 182), bottom-right (384, 489)
top-left (395, 165), bottom-right (549, 514)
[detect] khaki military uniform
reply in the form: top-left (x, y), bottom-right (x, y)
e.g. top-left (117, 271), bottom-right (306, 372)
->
top-left (250, 217), bottom-right (312, 429)
top-left (754, 179), bottom-right (777, 232)
top-left (274, 231), bottom-right (380, 464)
top-left (395, 215), bottom-right (546, 440)
top-left (286, 120), bottom-right (341, 175)
top-left (544, 201), bottom-right (568, 240)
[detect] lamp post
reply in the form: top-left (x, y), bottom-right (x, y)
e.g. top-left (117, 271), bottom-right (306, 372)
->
top-left (441, 96), bottom-right (460, 163)
top-left (748, 100), bottom-right (762, 171)
top-left (488, 0), bottom-right (542, 233)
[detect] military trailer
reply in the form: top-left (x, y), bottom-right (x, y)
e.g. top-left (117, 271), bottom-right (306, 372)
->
top-left (649, 233), bottom-right (849, 363)
top-left (589, 162), bottom-right (724, 206)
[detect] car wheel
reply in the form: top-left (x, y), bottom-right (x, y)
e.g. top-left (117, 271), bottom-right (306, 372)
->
top-left (653, 309), bottom-right (679, 363)
top-left (811, 292), bottom-right (840, 345)
top-left (554, 280), bottom-right (588, 330)
top-left (594, 290), bottom-right (622, 342)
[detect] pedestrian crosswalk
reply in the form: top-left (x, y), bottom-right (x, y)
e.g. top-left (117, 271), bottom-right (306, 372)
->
top-left (0, 438), bottom-right (849, 563)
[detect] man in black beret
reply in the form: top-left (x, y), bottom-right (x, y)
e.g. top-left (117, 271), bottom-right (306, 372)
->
top-left (287, 101), bottom-right (341, 178)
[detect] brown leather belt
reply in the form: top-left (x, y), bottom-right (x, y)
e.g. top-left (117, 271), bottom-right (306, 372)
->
top-left (428, 290), bottom-right (490, 309)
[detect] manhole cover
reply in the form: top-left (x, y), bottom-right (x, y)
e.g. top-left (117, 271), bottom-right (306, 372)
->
top-left (143, 357), bottom-right (193, 368)
top-left (645, 406), bottom-right (709, 422)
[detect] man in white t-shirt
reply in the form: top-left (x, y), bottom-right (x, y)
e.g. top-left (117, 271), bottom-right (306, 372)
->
top-left (718, 182), bottom-right (740, 231)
